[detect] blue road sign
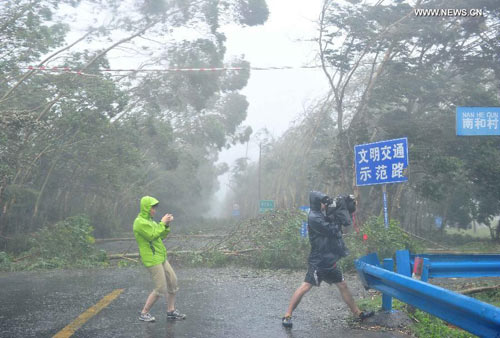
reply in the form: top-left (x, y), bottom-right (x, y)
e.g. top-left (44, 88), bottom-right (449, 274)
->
top-left (299, 206), bottom-right (310, 213)
top-left (354, 138), bottom-right (409, 186)
top-left (301, 221), bottom-right (308, 238)
top-left (456, 107), bottom-right (500, 136)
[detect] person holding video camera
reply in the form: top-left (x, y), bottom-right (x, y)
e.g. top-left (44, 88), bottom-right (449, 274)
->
top-left (133, 196), bottom-right (186, 322)
top-left (281, 191), bottom-right (373, 328)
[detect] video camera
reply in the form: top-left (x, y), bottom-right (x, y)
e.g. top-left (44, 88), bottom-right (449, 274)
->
top-left (325, 194), bottom-right (356, 226)
top-left (321, 194), bottom-right (357, 258)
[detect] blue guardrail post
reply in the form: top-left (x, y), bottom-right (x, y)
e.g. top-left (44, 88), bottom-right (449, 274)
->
top-left (356, 252), bottom-right (500, 337)
top-left (421, 258), bottom-right (430, 282)
top-left (395, 250), bottom-right (411, 277)
top-left (382, 258), bottom-right (394, 311)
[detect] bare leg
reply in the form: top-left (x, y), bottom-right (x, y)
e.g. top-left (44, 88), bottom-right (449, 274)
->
top-left (142, 291), bottom-right (159, 314)
top-left (335, 281), bottom-right (361, 316)
top-left (167, 292), bottom-right (176, 312)
top-left (285, 282), bottom-right (312, 317)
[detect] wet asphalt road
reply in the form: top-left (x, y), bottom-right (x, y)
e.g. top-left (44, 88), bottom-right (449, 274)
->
top-left (0, 266), bottom-right (410, 338)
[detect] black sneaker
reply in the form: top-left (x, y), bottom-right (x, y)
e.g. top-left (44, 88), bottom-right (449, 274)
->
top-left (167, 309), bottom-right (186, 320)
top-left (282, 315), bottom-right (292, 328)
top-left (358, 310), bottom-right (375, 321)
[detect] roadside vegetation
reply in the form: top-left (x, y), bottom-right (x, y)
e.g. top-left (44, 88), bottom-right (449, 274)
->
top-left (0, 215), bottom-right (107, 271)
top-left (162, 211), bottom-right (422, 271)
top-left (357, 291), bottom-right (500, 338)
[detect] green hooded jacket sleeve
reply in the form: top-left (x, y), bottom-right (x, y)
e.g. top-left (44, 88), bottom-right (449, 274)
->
top-left (133, 196), bottom-right (171, 267)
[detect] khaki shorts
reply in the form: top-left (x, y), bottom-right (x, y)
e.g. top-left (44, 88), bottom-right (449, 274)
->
top-left (147, 260), bottom-right (179, 296)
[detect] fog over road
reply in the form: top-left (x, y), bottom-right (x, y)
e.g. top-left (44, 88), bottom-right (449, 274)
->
top-left (0, 266), bottom-right (410, 338)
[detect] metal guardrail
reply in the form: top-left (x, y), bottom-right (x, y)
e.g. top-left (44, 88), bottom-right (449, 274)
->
top-left (356, 252), bottom-right (500, 338)
top-left (408, 252), bottom-right (500, 279)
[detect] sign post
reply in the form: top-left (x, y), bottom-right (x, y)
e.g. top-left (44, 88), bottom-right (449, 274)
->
top-left (382, 184), bottom-right (389, 228)
top-left (354, 137), bottom-right (409, 229)
top-left (232, 203), bottom-right (240, 218)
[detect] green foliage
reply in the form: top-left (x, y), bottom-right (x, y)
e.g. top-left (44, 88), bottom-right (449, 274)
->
top-left (31, 215), bottom-right (96, 259)
top-left (237, 0), bottom-right (269, 26)
top-left (1, 232), bottom-right (33, 255)
top-left (250, 210), bottom-right (309, 269)
top-left (340, 217), bottom-right (422, 271)
top-left (0, 216), bottom-right (107, 271)
top-left (409, 289), bottom-right (500, 337)
top-left (117, 260), bottom-right (132, 268)
top-left (473, 289), bottom-right (500, 308)
top-left (453, 240), bottom-right (500, 253)
top-left (180, 213), bottom-right (421, 271)
top-left (203, 250), bottom-right (231, 267)
top-left (179, 210), bottom-right (310, 269)
top-left (0, 0), bottom-right (269, 240)
top-left (0, 251), bottom-right (12, 271)
top-left (176, 250), bottom-right (231, 268)
top-left (356, 296), bottom-right (475, 337)
top-left (228, 0), bottom-right (500, 238)
top-left (411, 309), bottom-right (474, 338)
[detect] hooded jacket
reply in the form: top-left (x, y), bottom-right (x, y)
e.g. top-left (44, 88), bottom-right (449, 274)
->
top-left (133, 196), bottom-right (170, 267)
top-left (307, 191), bottom-right (342, 269)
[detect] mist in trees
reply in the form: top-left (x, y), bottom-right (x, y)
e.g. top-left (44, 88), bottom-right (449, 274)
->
top-left (229, 0), bottom-right (500, 238)
top-left (0, 0), bottom-right (269, 240)
top-left (2, 0), bottom-right (500, 245)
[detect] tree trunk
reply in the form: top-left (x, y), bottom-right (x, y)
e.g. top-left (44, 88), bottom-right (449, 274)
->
top-left (32, 156), bottom-right (59, 219)
top-left (390, 183), bottom-right (405, 222)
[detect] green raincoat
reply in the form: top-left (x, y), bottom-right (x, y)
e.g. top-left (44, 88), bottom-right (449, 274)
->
top-left (133, 196), bottom-right (170, 267)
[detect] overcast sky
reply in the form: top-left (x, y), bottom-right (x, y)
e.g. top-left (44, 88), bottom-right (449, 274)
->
top-left (213, 0), bottom-right (330, 208)
top-left (220, 0), bottom-right (329, 161)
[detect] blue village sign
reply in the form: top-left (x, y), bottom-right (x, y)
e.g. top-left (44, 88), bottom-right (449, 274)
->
top-left (299, 206), bottom-right (310, 238)
top-left (354, 137), bottom-right (409, 186)
top-left (456, 106), bottom-right (500, 136)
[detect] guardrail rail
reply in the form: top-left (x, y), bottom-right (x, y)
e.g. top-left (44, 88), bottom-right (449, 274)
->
top-left (355, 252), bottom-right (500, 338)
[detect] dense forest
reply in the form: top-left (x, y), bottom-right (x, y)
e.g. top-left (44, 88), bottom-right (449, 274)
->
top-left (1, 0), bottom-right (500, 246)
top-left (228, 0), bottom-right (500, 238)
top-left (0, 0), bottom-right (269, 239)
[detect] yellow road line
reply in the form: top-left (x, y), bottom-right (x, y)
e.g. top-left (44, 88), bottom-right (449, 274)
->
top-left (53, 288), bottom-right (125, 338)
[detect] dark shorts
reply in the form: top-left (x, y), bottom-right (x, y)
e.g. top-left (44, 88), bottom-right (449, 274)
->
top-left (305, 264), bottom-right (343, 286)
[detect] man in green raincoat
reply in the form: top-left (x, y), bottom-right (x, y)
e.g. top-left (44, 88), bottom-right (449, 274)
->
top-left (133, 196), bottom-right (186, 322)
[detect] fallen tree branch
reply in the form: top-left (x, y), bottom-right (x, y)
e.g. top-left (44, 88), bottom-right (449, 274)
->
top-left (423, 249), bottom-right (484, 254)
top-left (107, 248), bottom-right (258, 260)
top-left (460, 285), bottom-right (500, 295)
top-left (96, 234), bottom-right (226, 243)
top-left (399, 228), bottom-right (449, 249)
top-left (119, 255), bottom-right (139, 263)
top-left (13, 253), bottom-right (35, 262)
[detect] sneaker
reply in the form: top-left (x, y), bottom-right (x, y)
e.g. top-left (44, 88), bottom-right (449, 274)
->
top-left (358, 310), bottom-right (375, 321)
top-left (139, 312), bottom-right (156, 322)
top-left (167, 309), bottom-right (186, 320)
top-left (282, 315), bottom-right (292, 328)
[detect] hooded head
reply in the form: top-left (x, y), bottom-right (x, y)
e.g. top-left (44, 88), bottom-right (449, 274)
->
top-left (309, 191), bottom-right (328, 211)
top-left (139, 196), bottom-right (159, 218)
